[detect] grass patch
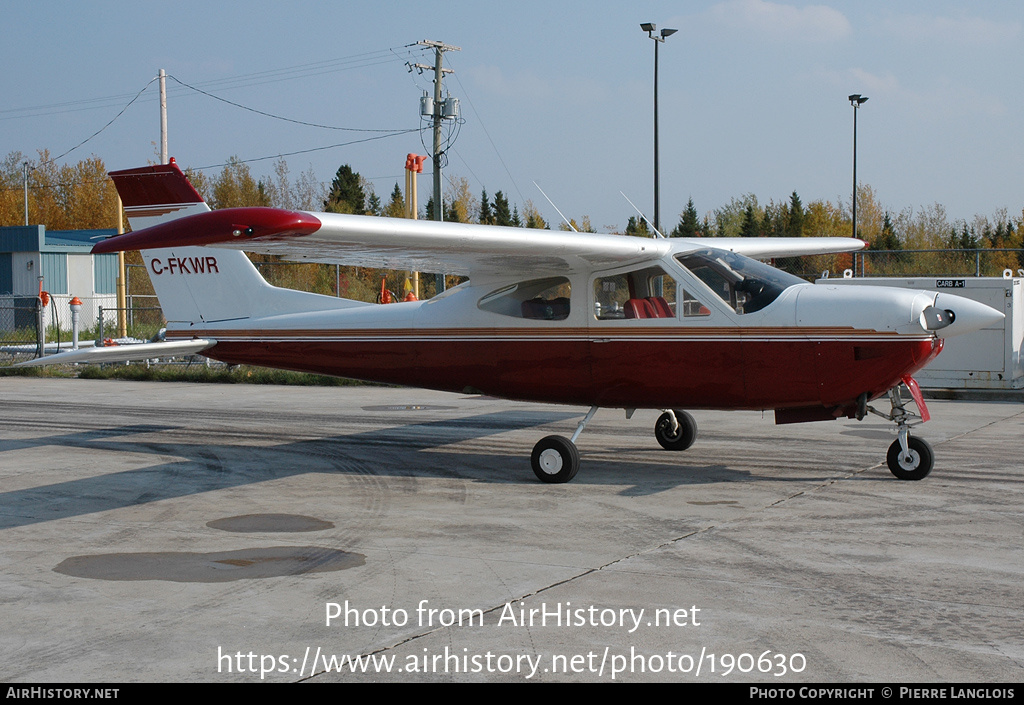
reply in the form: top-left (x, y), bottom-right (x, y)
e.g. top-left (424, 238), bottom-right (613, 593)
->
top-left (0, 365), bottom-right (75, 379)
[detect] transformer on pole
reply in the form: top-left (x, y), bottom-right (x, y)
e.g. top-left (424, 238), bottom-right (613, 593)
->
top-left (409, 40), bottom-right (460, 293)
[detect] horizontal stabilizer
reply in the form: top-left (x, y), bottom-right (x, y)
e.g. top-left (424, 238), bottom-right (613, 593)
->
top-left (15, 339), bottom-right (216, 367)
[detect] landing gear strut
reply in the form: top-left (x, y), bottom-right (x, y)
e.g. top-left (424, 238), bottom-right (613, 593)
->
top-left (866, 382), bottom-right (935, 481)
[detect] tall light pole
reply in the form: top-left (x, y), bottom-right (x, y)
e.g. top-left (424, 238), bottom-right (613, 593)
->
top-left (849, 94), bottom-right (868, 241)
top-left (642, 23), bottom-right (677, 236)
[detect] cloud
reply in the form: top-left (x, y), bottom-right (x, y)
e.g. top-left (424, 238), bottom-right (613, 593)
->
top-left (707, 0), bottom-right (852, 41)
top-left (817, 68), bottom-right (1007, 119)
top-left (880, 13), bottom-right (1021, 44)
top-left (848, 68), bottom-right (901, 96)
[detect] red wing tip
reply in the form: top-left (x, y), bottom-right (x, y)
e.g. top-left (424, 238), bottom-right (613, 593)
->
top-left (91, 208), bottom-right (321, 253)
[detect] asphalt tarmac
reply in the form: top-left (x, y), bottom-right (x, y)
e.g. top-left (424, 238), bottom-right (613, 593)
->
top-left (0, 378), bottom-right (1020, 683)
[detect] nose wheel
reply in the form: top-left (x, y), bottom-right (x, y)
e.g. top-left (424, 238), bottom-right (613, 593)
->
top-left (864, 379), bottom-right (936, 480)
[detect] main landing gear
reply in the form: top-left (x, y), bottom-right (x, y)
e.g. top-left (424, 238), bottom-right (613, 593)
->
top-left (530, 407), bottom-right (699, 483)
top-left (654, 409), bottom-right (698, 451)
top-left (864, 381), bottom-right (935, 481)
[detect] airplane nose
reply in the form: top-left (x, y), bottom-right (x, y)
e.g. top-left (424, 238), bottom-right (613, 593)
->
top-left (930, 292), bottom-right (1004, 338)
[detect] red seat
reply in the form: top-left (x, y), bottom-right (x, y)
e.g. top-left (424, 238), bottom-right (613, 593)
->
top-left (646, 296), bottom-right (673, 318)
top-left (624, 298), bottom-right (656, 319)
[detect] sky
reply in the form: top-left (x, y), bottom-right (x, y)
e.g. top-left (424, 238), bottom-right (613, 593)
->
top-left (2, 0), bottom-right (1022, 232)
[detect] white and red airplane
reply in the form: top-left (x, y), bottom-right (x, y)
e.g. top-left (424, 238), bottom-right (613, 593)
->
top-left (24, 160), bottom-right (1004, 483)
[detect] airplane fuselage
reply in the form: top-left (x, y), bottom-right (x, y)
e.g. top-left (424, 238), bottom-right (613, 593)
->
top-left (176, 252), bottom-right (946, 421)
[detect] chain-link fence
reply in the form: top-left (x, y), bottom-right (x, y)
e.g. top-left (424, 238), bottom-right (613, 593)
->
top-left (852, 249), bottom-right (1024, 278)
top-left (0, 296), bottom-right (42, 363)
top-left (770, 249), bottom-right (1024, 281)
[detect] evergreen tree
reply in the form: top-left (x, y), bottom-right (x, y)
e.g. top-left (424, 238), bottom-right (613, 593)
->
top-left (874, 211), bottom-right (901, 251)
top-left (625, 216), bottom-right (651, 237)
top-left (740, 204), bottom-right (760, 238)
top-left (787, 191), bottom-right (805, 237)
top-left (511, 205), bottom-right (522, 227)
top-left (478, 189), bottom-right (493, 225)
top-left (670, 198), bottom-right (700, 238)
top-left (492, 191), bottom-right (512, 226)
top-left (366, 191), bottom-right (382, 217)
top-left (324, 164), bottom-right (366, 215)
top-left (384, 183), bottom-right (405, 218)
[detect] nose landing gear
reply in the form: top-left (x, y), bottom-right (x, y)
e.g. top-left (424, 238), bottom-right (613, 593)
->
top-left (865, 378), bottom-right (935, 480)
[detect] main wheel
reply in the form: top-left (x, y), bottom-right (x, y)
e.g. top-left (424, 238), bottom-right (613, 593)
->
top-left (531, 435), bottom-right (580, 483)
top-left (886, 436), bottom-right (934, 480)
top-left (655, 410), bottom-right (697, 451)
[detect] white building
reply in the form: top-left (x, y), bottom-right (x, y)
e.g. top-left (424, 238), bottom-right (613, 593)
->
top-left (0, 225), bottom-right (118, 333)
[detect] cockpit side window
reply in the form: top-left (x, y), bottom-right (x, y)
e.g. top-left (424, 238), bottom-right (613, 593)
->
top-left (593, 266), bottom-right (677, 320)
top-left (674, 249), bottom-right (805, 314)
top-left (478, 277), bottom-right (571, 320)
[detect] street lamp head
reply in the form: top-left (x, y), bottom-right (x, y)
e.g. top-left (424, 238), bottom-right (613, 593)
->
top-left (849, 94), bottom-right (869, 106)
top-left (660, 28), bottom-right (678, 39)
top-left (640, 22), bottom-right (656, 32)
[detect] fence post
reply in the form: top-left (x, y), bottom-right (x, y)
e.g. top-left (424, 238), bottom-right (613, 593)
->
top-left (35, 296), bottom-right (45, 358)
top-left (97, 306), bottom-right (104, 347)
top-left (975, 250), bottom-right (981, 277)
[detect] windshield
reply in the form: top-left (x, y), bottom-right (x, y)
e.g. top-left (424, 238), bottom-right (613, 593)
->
top-left (674, 248), bottom-right (806, 314)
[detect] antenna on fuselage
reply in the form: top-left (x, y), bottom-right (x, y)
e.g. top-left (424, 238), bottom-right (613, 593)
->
top-left (533, 181), bottom-right (577, 232)
top-left (620, 191), bottom-right (666, 238)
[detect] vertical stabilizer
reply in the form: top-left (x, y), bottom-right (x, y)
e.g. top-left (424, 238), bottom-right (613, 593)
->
top-left (107, 159), bottom-right (342, 327)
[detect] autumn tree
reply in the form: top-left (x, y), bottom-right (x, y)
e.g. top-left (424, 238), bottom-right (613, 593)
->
top-left (0, 150), bottom-right (119, 229)
top-left (522, 200), bottom-right (548, 229)
top-left (446, 176), bottom-right (477, 224)
top-left (209, 157), bottom-right (270, 209)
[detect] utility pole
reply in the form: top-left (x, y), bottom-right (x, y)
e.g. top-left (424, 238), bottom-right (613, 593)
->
top-left (159, 69), bottom-right (168, 164)
top-left (116, 194), bottom-right (127, 337)
top-left (411, 40), bottom-right (459, 293)
top-left (23, 161), bottom-right (29, 225)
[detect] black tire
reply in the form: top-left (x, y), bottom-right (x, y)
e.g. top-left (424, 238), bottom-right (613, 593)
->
top-left (886, 436), bottom-right (934, 480)
top-left (655, 410), bottom-right (697, 451)
top-left (531, 435), bottom-right (580, 483)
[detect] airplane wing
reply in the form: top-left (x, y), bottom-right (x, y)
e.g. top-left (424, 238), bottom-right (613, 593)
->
top-left (15, 339), bottom-right (216, 367)
top-left (93, 207), bottom-right (673, 277)
top-left (95, 162), bottom-right (865, 276)
top-left (92, 207), bottom-right (864, 276)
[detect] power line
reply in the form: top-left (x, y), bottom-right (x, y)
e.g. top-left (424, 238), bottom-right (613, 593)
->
top-left (166, 74), bottom-right (413, 133)
top-left (447, 58), bottom-right (527, 208)
top-left (192, 128), bottom-right (428, 171)
top-left (1, 44), bottom-right (430, 122)
top-left (42, 77), bottom-right (159, 166)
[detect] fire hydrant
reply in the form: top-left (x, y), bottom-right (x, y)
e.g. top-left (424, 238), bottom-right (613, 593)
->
top-left (69, 297), bottom-right (83, 350)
